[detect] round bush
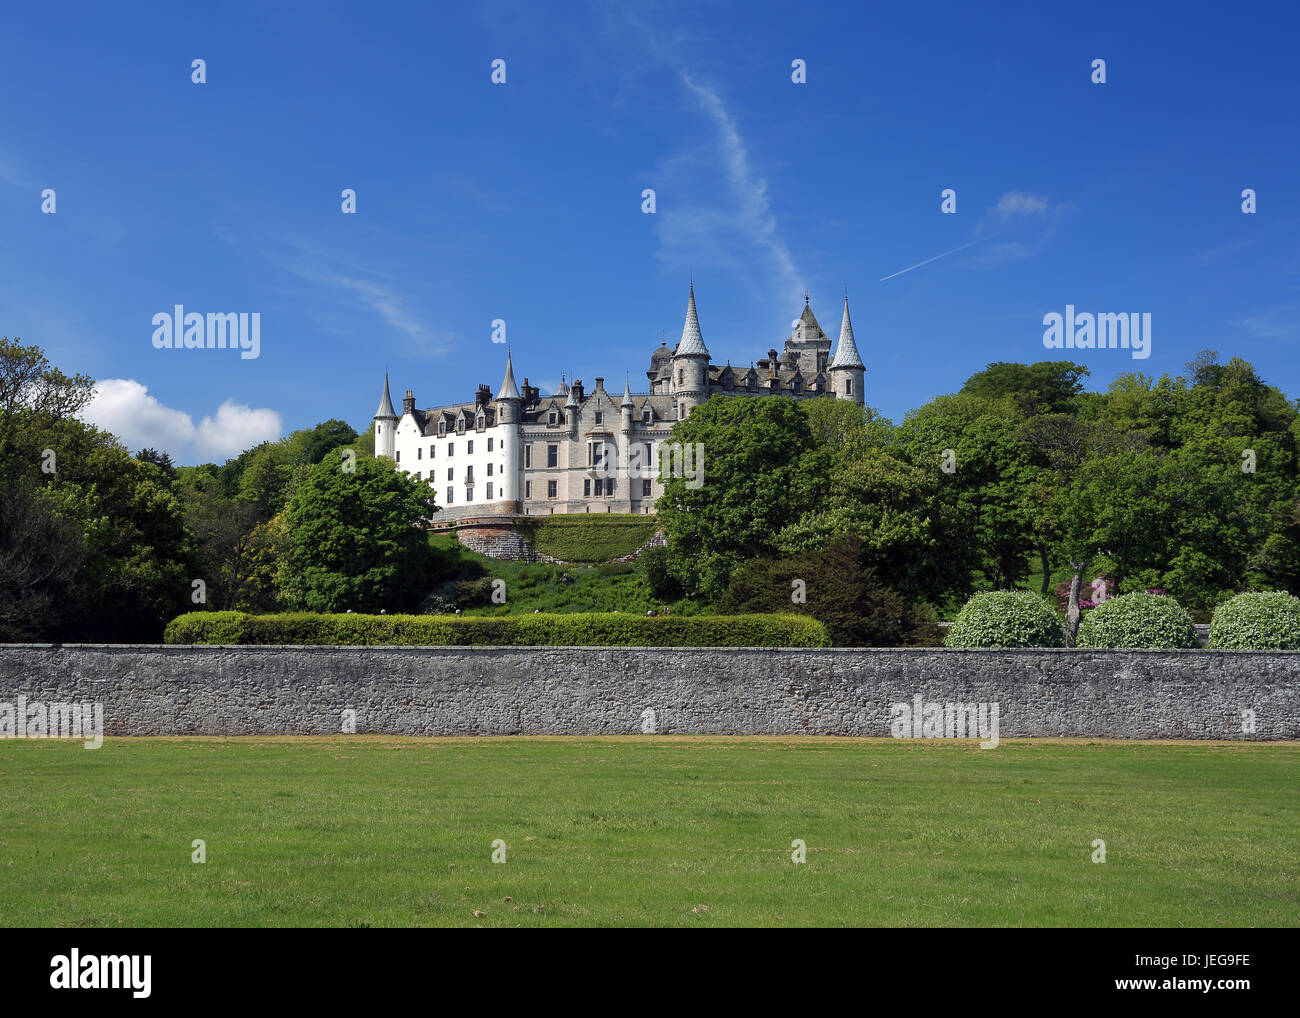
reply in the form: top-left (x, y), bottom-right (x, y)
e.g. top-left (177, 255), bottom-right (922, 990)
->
top-left (1208, 591), bottom-right (1300, 650)
top-left (1076, 592), bottom-right (1197, 649)
top-left (944, 590), bottom-right (1064, 648)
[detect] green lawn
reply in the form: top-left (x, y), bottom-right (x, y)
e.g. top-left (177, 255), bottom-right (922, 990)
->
top-left (2, 737), bottom-right (1296, 927)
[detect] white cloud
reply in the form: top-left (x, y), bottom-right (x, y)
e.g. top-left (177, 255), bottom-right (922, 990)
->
top-left (996, 191), bottom-right (1049, 219)
top-left (81, 379), bottom-right (282, 463)
top-left (196, 400), bottom-right (284, 459)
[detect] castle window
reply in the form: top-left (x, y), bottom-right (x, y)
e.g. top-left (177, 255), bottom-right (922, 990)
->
top-left (524, 444), bottom-right (532, 468)
top-left (487, 463), bottom-right (493, 476)
top-left (466, 465), bottom-right (474, 481)
top-left (487, 483), bottom-right (494, 499)
top-left (457, 418), bottom-right (464, 434)
top-left (584, 479), bottom-right (591, 496)
top-left (548, 411), bottom-right (557, 426)
top-left (446, 487), bottom-right (453, 504)
top-left (477, 416), bottom-right (485, 430)
top-left (487, 437), bottom-right (494, 451)
top-left (447, 468), bottom-right (453, 481)
top-left (594, 479), bottom-right (603, 496)
top-left (525, 480), bottom-right (532, 498)
top-left (467, 488), bottom-right (474, 501)
top-left (429, 445), bottom-right (435, 457)
top-left (438, 421), bottom-right (445, 436)
top-left (547, 480), bottom-right (557, 499)
top-left (594, 412), bottom-right (603, 425)
top-left (642, 479), bottom-right (652, 496)
top-left (395, 451), bottom-right (400, 463)
top-left (846, 379), bottom-right (853, 395)
top-left (607, 478), bottom-right (615, 496)
top-left (547, 444), bottom-right (558, 468)
top-left (642, 409), bottom-right (651, 424)
top-left (448, 443), bottom-right (454, 456)
top-left (467, 440), bottom-right (474, 454)
top-left (417, 448), bottom-right (422, 460)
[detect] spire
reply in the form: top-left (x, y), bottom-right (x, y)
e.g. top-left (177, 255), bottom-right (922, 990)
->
top-left (495, 348), bottom-right (521, 401)
top-left (674, 280), bottom-right (709, 357)
top-left (556, 372), bottom-right (569, 397)
top-left (621, 374), bottom-right (634, 407)
top-left (830, 295), bottom-right (864, 370)
top-left (374, 371), bottom-right (397, 419)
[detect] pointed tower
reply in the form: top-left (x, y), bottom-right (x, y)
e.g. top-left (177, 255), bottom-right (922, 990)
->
top-left (620, 375), bottom-right (635, 432)
top-left (671, 280), bottom-right (711, 417)
top-left (829, 295), bottom-right (865, 406)
top-left (373, 371), bottom-right (397, 458)
top-left (494, 350), bottom-right (523, 508)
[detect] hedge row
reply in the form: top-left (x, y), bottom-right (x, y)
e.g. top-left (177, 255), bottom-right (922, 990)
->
top-left (514, 515), bottom-right (660, 562)
top-left (163, 611), bottom-right (831, 647)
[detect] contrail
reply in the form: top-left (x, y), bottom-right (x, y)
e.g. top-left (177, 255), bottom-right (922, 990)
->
top-left (879, 238), bottom-right (983, 281)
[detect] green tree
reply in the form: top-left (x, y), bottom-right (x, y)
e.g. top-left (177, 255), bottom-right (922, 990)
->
top-left (280, 449), bottom-right (439, 612)
top-left (655, 396), bottom-right (827, 600)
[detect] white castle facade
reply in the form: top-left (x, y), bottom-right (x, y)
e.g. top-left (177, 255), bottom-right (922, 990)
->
top-left (373, 285), bottom-right (865, 517)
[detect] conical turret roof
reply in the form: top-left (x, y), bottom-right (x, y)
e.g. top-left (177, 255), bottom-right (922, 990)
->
top-left (830, 296), bottom-right (864, 370)
top-left (374, 372), bottom-right (397, 418)
top-left (495, 349), bottom-right (521, 401)
top-left (674, 281), bottom-right (709, 358)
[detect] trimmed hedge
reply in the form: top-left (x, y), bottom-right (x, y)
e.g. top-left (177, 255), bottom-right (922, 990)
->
top-left (1077, 592), bottom-right (1198, 649)
top-left (1208, 591), bottom-right (1300, 650)
top-left (945, 590), bottom-right (1064, 648)
top-left (164, 611), bottom-right (830, 647)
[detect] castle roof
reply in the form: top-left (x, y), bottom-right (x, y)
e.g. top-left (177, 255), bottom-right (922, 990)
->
top-left (674, 282), bottom-right (709, 358)
top-left (374, 372), bottom-right (397, 419)
top-left (495, 350), bottom-right (521, 401)
top-left (830, 295), bottom-right (864, 370)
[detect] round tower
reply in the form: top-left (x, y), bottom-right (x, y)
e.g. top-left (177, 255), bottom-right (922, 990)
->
top-left (494, 350), bottom-right (523, 509)
top-left (373, 371), bottom-right (397, 458)
top-left (829, 295), bottom-right (865, 407)
top-left (671, 281), bottom-right (710, 418)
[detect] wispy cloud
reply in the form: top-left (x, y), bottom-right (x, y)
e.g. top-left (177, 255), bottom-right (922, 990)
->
top-left (881, 190), bottom-right (1061, 280)
top-left (1232, 307), bottom-right (1297, 342)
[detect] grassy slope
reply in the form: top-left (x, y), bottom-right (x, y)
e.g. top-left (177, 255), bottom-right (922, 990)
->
top-left (515, 515), bottom-right (659, 562)
top-left (427, 534), bottom-right (705, 615)
top-left (2, 737), bottom-right (1296, 927)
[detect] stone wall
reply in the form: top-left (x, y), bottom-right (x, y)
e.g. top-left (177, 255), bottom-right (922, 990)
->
top-left (1, 645), bottom-right (1296, 740)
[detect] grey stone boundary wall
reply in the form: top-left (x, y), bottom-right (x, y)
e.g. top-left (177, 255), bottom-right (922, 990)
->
top-left (1, 645), bottom-right (1297, 740)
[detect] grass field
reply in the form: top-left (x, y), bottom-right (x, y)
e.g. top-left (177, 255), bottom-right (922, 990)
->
top-left (2, 737), bottom-right (1297, 927)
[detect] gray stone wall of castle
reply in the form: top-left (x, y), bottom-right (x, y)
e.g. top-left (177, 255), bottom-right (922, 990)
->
top-left (3, 645), bottom-right (1295, 740)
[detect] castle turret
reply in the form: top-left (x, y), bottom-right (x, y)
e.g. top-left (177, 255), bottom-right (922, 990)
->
top-left (829, 295), bottom-right (865, 406)
top-left (671, 281), bottom-right (710, 417)
top-left (494, 350), bottom-right (522, 508)
top-left (620, 375), bottom-right (634, 432)
top-left (373, 371), bottom-right (397, 459)
top-left (565, 379), bottom-right (579, 436)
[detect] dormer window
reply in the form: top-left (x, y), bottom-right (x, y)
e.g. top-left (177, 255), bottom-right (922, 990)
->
top-left (438, 421), bottom-right (445, 436)
top-left (457, 419), bottom-right (465, 434)
top-left (477, 415), bottom-right (485, 430)
top-left (642, 409), bottom-right (651, 424)
top-left (594, 412), bottom-right (603, 425)
top-left (548, 411), bottom-right (557, 426)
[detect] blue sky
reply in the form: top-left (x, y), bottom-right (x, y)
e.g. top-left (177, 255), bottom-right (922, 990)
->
top-left (2, 1), bottom-right (1296, 463)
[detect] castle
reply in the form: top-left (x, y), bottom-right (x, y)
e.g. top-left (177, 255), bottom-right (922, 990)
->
top-left (373, 284), bottom-right (865, 517)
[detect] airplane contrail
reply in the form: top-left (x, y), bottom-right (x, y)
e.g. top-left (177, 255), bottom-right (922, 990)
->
top-left (879, 238), bottom-right (984, 281)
